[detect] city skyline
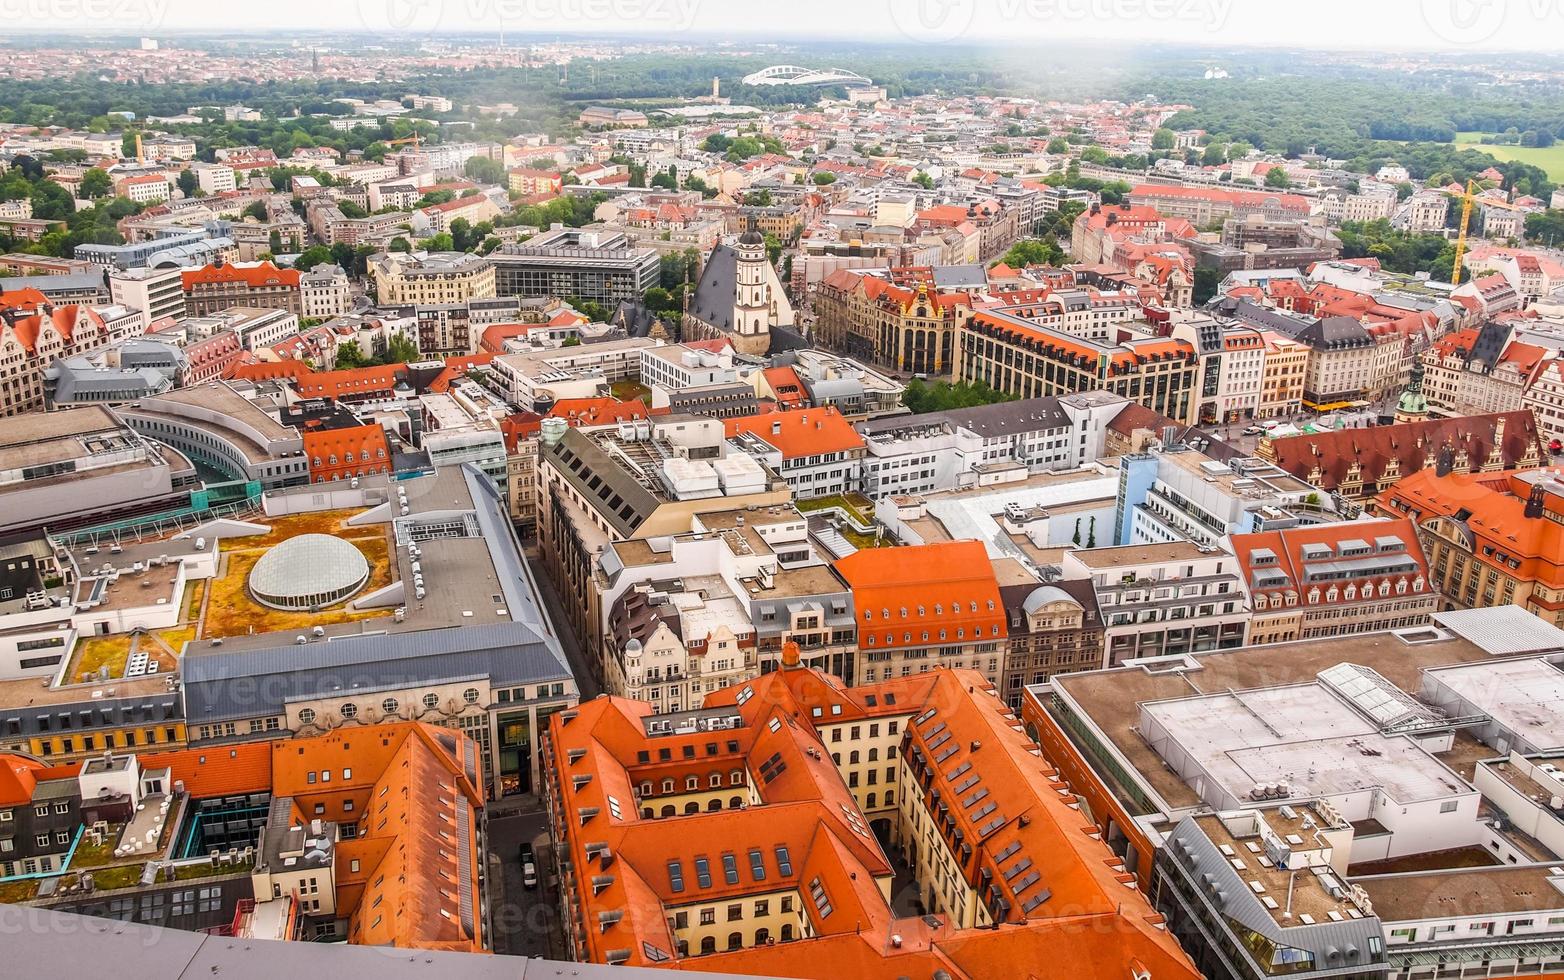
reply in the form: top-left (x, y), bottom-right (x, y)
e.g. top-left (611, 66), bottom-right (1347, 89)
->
top-left (3, 0), bottom-right (1563, 53)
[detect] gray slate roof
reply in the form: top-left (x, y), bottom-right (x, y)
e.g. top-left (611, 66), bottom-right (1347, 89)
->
top-left (687, 243), bottom-right (740, 331)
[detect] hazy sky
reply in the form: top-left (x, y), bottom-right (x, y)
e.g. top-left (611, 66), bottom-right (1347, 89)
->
top-left (16, 0), bottom-right (1564, 52)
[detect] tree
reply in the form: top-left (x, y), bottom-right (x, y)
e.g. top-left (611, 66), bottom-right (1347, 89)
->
top-left (449, 217), bottom-right (476, 252)
top-left (424, 232), bottom-right (454, 252)
top-left (742, 189), bottom-right (773, 207)
top-left (294, 245), bottom-right (333, 271)
top-left (334, 340), bottom-right (368, 369)
top-left (1086, 516), bottom-right (1097, 548)
top-left (1046, 137), bottom-right (1069, 154)
top-left (763, 232), bottom-right (783, 267)
top-left (650, 166), bottom-right (677, 191)
top-left (812, 172), bottom-right (837, 185)
top-left (1193, 267), bottom-right (1222, 305)
top-left (902, 380), bottom-right (1016, 414)
top-left (243, 201), bottom-right (268, 222)
top-left (643, 286), bottom-right (677, 314)
top-left (997, 238), bottom-right (1063, 269)
top-left (268, 230), bottom-right (284, 255)
top-left (176, 169), bottom-right (199, 198)
top-left (79, 168), bottom-right (112, 200)
top-left (1151, 127), bottom-right (1176, 150)
top-left (570, 298), bottom-right (610, 323)
top-left (1202, 143), bottom-right (1228, 166)
top-left (385, 334), bottom-right (421, 364)
top-left (912, 171), bottom-right (934, 190)
top-left (1264, 167), bottom-right (1291, 189)
top-left (1072, 519), bottom-right (1082, 546)
top-left (1527, 210), bottom-right (1564, 246)
top-left (463, 155), bottom-right (505, 185)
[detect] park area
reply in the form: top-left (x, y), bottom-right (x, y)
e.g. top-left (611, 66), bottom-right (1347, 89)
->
top-left (1454, 132), bottom-right (1564, 182)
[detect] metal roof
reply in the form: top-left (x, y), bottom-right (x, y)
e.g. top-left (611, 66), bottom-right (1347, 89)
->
top-left (1433, 606), bottom-right (1564, 657)
top-left (247, 534), bottom-right (369, 602)
top-left (0, 905), bottom-right (767, 980)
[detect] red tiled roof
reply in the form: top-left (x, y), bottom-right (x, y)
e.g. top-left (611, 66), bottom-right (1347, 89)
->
top-left (182, 261), bottom-right (299, 291)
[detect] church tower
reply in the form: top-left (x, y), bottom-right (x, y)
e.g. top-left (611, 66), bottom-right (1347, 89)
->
top-left (732, 215), bottom-right (771, 351)
top-left (1394, 360), bottom-right (1430, 425)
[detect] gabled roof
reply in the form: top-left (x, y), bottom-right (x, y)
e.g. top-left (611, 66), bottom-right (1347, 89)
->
top-left (1266, 411), bottom-right (1544, 492)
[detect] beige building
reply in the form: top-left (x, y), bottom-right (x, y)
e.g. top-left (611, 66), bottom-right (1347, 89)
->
top-left (368, 251), bottom-right (495, 307)
top-left (1258, 330), bottom-right (1308, 418)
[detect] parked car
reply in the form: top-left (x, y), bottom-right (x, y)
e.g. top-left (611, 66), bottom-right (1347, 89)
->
top-left (519, 843), bottom-right (538, 889)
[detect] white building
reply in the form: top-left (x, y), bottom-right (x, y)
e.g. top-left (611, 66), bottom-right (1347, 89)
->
top-left (108, 266), bottom-right (186, 325)
top-left (191, 162), bottom-right (237, 195)
top-left (1062, 540), bottom-right (1248, 666)
top-left (856, 391), bottom-right (1126, 499)
top-left (299, 263), bottom-right (353, 320)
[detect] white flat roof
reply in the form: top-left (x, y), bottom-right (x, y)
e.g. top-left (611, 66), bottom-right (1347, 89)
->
top-left (1427, 657), bottom-right (1564, 751)
top-left (1143, 682), bottom-right (1471, 804)
top-left (922, 474), bottom-right (1118, 558)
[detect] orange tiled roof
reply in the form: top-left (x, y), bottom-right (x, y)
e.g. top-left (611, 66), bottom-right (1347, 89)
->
top-left (181, 260), bottom-right (300, 291)
top-left (548, 666), bottom-right (1196, 977)
top-left (1231, 519), bottom-right (1432, 608)
top-left (303, 423), bottom-right (390, 474)
top-left (549, 396), bottom-right (649, 426)
top-left (834, 541), bottom-right (1007, 652)
top-left (1379, 468), bottom-right (1564, 590)
top-left (138, 742), bottom-right (273, 799)
top-left (724, 406), bottom-right (863, 459)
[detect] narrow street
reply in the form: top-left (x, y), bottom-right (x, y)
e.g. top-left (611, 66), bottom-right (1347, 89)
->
top-left (486, 805), bottom-right (564, 959)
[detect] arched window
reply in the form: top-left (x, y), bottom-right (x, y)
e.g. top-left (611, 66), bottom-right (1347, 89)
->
top-left (710, 773), bottom-right (722, 788)
top-left (640, 782), bottom-right (652, 796)
top-left (707, 798), bottom-right (721, 811)
top-left (685, 801), bottom-right (700, 814)
top-left (755, 928), bottom-right (770, 945)
top-left (729, 796), bottom-right (743, 809)
top-left (686, 775), bottom-right (700, 790)
top-left (727, 932), bottom-right (743, 951)
top-left (866, 792), bottom-right (878, 809)
top-left (700, 937), bottom-right (717, 955)
top-left (641, 808), bottom-right (653, 819)
top-left (868, 748), bottom-right (878, 762)
top-left (730, 770), bottom-right (744, 785)
top-left (660, 805), bottom-right (675, 818)
top-left (663, 778), bottom-right (675, 793)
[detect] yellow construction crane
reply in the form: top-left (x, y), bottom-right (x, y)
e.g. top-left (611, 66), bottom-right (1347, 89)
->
top-left (1451, 178), bottom-right (1478, 286)
top-left (385, 133), bottom-right (424, 152)
top-left (135, 132), bottom-right (143, 164)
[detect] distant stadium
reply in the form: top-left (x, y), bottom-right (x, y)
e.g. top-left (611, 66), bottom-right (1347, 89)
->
top-left (741, 65), bottom-right (874, 88)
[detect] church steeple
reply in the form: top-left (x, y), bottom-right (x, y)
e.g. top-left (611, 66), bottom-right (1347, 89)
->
top-left (1394, 359), bottom-right (1429, 424)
